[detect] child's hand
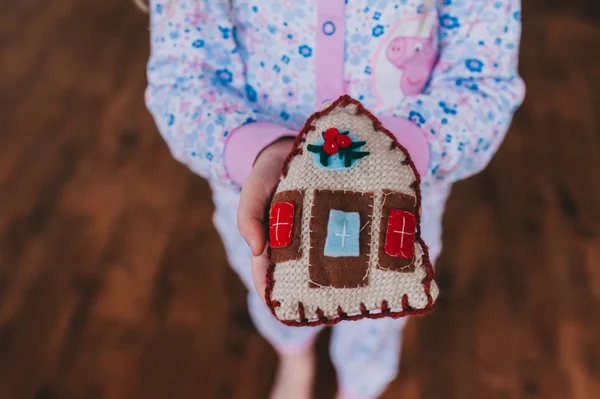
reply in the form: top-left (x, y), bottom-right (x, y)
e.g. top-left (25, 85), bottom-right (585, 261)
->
top-left (238, 138), bottom-right (295, 301)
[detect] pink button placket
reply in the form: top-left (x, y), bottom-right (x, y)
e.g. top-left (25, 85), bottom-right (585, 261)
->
top-left (314, 1), bottom-right (430, 175)
top-left (316, 0), bottom-right (346, 108)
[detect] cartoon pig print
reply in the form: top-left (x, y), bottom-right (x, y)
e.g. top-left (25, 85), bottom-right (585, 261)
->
top-left (385, 35), bottom-right (437, 96)
top-left (371, 12), bottom-right (438, 111)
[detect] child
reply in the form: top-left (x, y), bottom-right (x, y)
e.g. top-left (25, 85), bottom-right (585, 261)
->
top-left (145, 0), bottom-right (525, 398)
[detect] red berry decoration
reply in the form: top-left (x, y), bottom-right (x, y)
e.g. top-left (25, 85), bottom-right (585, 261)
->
top-left (336, 134), bottom-right (352, 148)
top-left (323, 140), bottom-right (339, 155)
top-left (323, 127), bottom-right (340, 141)
top-left (307, 128), bottom-right (368, 168)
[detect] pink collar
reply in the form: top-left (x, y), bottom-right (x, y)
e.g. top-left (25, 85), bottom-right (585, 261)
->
top-left (316, 0), bottom-right (346, 108)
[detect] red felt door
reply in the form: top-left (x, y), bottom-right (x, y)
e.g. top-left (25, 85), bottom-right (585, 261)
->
top-left (377, 190), bottom-right (417, 272)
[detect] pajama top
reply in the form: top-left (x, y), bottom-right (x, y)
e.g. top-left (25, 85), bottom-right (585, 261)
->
top-left (145, 0), bottom-right (525, 253)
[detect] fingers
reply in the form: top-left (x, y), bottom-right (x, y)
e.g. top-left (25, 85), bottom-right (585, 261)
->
top-left (251, 249), bottom-right (271, 302)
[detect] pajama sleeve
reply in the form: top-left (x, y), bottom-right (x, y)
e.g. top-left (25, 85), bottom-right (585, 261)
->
top-left (392, 0), bottom-right (526, 184)
top-left (145, 0), bottom-right (293, 188)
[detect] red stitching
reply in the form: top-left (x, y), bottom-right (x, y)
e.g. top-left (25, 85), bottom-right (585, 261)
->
top-left (359, 303), bottom-right (369, 315)
top-left (265, 95), bottom-right (436, 327)
top-left (381, 300), bottom-right (390, 314)
top-left (401, 294), bottom-right (414, 311)
top-left (298, 302), bottom-right (307, 323)
top-left (316, 307), bottom-right (327, 323)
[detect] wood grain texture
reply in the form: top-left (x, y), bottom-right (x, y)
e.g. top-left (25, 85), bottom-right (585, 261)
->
top-left (0, 0), bottom-right (599, 398)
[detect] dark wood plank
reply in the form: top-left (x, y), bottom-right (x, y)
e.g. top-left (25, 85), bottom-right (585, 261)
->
top-left (1, 1), bottom-right (599, 398)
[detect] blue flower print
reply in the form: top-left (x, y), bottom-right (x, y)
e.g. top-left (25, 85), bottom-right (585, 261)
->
top-left (146, 0), bottom-right (525, 196)
top-left (440, 14), bottom-right (460, 29)
top-left (439, 101), bottom-right (458, 115)
top-left (408, 111), bottom-right (426, 126)
top-left (298, 45), bottom-right (313, 57)
top-left (218, 26), bottom-right (230, 39)
top-left (245, 84), bottom-right (257, 102)
top-left (513, 11), bottom-right (521, 21)
top-left (215, 69), bottom-right (232, 85)
top-left (456, 77), bottom-right (479, 91)
top-left (372, 24), bottom-right (384, 37)
top-left (466, 58), bottom-right (484, 72)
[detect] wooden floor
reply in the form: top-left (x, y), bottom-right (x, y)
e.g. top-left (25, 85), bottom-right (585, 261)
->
top-left (1, 1), bottom-right (600, 398)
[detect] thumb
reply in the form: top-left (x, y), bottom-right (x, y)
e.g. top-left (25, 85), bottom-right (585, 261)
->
top-left (238, 167), bottom-right (273, 256)
top-left (238, 137), bottom-right (294, 257)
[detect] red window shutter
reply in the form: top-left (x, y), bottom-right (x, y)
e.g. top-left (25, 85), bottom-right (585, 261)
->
top-left (269, 202), bottom-right (295, 248)
top-left (384, 209), bottom-right (416, 258)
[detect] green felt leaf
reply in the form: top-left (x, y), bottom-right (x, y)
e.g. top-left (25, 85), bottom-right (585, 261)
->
top-left (343, 151), bottom-right (369, 167)
top-left (347, 141), bottom-right (366, 150)
top-left (320, 151), bottom-right (330, 166)
top-left (343, 152), bottom-right (352, 167)
top-left (307, 144), bottom-right (322, 153)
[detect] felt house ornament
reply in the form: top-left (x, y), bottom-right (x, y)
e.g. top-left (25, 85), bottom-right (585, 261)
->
top-left (266, 95), bottom-right (439, 326)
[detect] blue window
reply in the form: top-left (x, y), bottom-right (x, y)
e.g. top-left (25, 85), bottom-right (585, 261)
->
top-left (324, 210), bottom-right (360, 257)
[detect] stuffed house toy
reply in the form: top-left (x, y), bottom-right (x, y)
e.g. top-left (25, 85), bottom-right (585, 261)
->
top-left (266, 95), bottom-right (439, 326)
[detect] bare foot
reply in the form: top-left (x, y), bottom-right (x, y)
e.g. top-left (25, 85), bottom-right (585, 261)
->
top-left (270, 349), bottom-right (315, 399)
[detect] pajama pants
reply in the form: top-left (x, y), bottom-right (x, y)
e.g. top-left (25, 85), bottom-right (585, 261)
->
top-left (211, 183), bottom-right (448, 398)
